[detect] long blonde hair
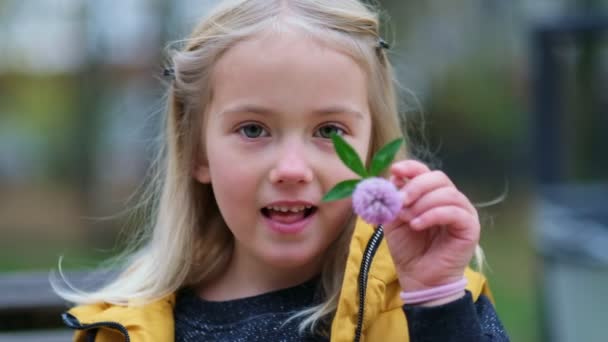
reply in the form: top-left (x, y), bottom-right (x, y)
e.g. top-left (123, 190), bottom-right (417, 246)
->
top-left (52, 0), bottom-right (406, 333)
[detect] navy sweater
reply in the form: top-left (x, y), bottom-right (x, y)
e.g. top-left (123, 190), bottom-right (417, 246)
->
top-left (174, 278), bottom-right (509, 341)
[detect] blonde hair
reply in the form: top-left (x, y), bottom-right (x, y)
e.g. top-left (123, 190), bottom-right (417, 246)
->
top-left (52, 0), bottom-right (413, 334)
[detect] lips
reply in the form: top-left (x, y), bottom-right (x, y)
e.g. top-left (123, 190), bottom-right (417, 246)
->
top-left (260, 201), bottom-right (318, 233)
top-left (261, 205), bottom-right (317, 224)
top-left (261, 206), bottom-right (317, 223)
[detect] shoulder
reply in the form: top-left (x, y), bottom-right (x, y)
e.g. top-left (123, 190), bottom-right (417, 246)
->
top-left (62, 293), bottom-right (176, 342)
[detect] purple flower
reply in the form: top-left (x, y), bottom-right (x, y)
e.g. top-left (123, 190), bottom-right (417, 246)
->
top-left (352, 177), bottom-right (402, 225)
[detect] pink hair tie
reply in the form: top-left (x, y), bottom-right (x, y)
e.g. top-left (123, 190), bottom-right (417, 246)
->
top-left (400, 278), bottom-right (467, 305)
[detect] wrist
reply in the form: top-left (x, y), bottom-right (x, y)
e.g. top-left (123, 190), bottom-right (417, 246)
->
top-left (400, 277), bottom-right (467, 306)
top-left (417, 290), bottom-right (466, 307)
top-left (398, 275), bottom-right (465, 293)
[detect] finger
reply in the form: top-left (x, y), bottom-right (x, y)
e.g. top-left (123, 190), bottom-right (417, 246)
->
top-left (390, 160), bottom-right (431, 181)
top-left (389, 174), bottom-right (407, 189)
top-left (409, 206), bottom-right (479, 240)
top-left (399, 187), bottom-right (475, 222)
top-left (389, 160), bottom-right (430, 189)
top-left (400, 170), bottom-right (454, 206)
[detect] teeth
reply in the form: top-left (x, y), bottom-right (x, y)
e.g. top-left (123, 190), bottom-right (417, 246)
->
top-left (265, 205), bottom-right (310, 213)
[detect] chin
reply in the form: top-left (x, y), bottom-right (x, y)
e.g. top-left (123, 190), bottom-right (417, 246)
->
top-left (260, 246), bottom-right (323, 271)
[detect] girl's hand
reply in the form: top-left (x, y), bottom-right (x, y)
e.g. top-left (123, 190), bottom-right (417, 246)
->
top-left (382, 159), bottom-right (480, 296)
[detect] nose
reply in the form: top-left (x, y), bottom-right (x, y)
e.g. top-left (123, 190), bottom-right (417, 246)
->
top-left (269, 145), bottom-right (314, 185)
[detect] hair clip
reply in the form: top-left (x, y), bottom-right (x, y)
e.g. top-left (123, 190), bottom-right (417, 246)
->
top-left (377, 38), bottom-right (390, 50)
top-left (163, 67), bottom-right (175, 79)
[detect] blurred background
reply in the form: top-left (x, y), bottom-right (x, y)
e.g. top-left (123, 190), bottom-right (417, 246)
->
top-left (1, 0), bottom-right (607, 341)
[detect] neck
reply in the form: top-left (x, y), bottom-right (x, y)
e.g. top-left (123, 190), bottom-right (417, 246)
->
top-left (197, 245), bottom-right (322, 301)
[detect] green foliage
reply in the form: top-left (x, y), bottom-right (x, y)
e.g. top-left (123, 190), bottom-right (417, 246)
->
top-left (369, 138), bottom-right (403, 176)
top-left (1, 75), bottom-right (80, 182)
top-left (321, 179), bottom-right (360, 201)
top-left (323, 134), bottom-right (404, 202)
top-left (331, 134), bottom-right (368, 178)
top-left (428, 58), bottom-right (524, 145)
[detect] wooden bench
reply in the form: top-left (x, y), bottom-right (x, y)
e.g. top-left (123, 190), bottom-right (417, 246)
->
top-left (0, 270), bottom-right (106, 341)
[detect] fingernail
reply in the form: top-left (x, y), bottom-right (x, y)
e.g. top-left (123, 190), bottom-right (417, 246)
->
top-left (411, 217), bottom-right (421, 227)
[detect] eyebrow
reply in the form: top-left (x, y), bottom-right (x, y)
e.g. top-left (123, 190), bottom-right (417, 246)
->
top-left (218, 104), bottom-right (366, 120)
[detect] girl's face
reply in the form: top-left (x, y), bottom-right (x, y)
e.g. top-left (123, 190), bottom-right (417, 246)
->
top-left (194, 29), bottom-right (372, 276)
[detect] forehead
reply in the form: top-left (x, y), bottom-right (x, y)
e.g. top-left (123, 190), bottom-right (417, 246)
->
top-left (209, 28), bottom-right (369, 116)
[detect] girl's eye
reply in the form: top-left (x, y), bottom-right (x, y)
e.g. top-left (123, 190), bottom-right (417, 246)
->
top-left (315, 124), bottom-right (346, 139)
top-left (238, 123), bottom-right (269, 138)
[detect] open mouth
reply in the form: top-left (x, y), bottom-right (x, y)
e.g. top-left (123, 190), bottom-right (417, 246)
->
top-left (261, 205), bottom-right (318, 223)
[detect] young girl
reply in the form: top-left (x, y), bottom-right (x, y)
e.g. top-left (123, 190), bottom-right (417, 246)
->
top-left (55, 0), bottom-right (509, 341)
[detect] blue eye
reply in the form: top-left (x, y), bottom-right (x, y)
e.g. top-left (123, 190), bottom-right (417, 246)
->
top-left (315, 124), bottom-right (345, 139)
top-left (238, 123), bottom-right (269, 138)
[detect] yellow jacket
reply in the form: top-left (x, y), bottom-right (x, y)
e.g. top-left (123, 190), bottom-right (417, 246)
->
top-left (64, 218), bottom-right (493, 341)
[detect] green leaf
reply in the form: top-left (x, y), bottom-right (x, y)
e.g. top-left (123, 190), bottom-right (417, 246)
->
top-left (322, 179), bottom-right (360, 202)
top-left (369, 138), bottom-right (404, 176)
top-left (331, 134), bottom-right (368, 178)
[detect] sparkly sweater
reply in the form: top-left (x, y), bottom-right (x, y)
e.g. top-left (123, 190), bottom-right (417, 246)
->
top-left (174, 278), bottom-right (509, 341)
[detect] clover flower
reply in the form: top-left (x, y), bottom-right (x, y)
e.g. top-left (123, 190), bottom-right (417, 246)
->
top-left (352, 177), bottom-right (402, 225)
top-left (322, 134), bottom-right (405, 226)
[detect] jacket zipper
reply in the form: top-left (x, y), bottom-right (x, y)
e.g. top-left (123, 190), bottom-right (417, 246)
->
top-left (62, 312), bottom-right (131, 342)
top-left (353, 225), bottom-right (384, 342)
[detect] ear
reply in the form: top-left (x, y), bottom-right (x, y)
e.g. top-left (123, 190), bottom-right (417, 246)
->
top-left (193, 160), bottom-right (211, 184)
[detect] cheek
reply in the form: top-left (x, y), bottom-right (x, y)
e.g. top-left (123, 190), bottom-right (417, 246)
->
top-left (206, 142), bottom-right (260, 219)
top-left (319, 154), bottom-right (364, 184)
top-left (320, 198), bottom-right (353, 232)
top-left (209, 169), bottom-right (257, 235)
